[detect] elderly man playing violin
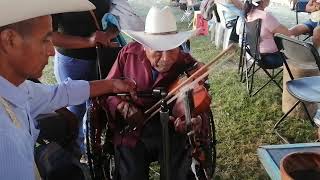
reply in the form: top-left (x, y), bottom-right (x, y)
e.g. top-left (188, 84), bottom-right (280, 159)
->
top-left (103, 6), bottom-right (213, 180)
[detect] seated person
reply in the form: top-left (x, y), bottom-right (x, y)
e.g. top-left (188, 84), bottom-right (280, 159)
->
top-left (290, 0), bottom-right (320, 49)
top-left (215, 0), bottom-right (244, 42)
top-left (102, 6), bottom-right (212, 180)
top-left (244, 0), bottom-right (292, 68)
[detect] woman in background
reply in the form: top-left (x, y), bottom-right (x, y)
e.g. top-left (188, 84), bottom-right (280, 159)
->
top-left (244, 0), bottom-right (292, 67)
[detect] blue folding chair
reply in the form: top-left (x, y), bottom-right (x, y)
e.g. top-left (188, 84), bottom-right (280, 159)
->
top-left (273, 34), bottom-right (320, 143)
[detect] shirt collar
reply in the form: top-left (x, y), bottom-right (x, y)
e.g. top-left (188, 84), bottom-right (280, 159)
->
top-left (0, 76), bottom-right (28, 108)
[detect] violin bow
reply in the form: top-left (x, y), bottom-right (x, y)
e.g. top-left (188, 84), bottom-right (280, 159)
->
top-left (144, 43), bottom-right (237, 118)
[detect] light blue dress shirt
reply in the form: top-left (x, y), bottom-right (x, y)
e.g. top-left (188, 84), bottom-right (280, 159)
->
top-left (0, 76), bottom-right (90, 180)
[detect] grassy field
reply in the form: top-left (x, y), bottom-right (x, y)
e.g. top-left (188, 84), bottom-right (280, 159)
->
top-left (40, 1), bottom-right (318, 179)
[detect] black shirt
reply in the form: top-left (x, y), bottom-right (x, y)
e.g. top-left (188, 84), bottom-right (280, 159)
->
top-left (52, 0), bottom-right (110, 60)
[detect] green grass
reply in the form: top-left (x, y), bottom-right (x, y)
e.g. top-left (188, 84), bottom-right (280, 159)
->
top-left (40, 1), bottom-right (318, 179)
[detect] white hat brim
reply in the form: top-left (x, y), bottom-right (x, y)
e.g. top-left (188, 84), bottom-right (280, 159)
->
top-left (0, 0), bottom-right (95, 27)
top-left (122, 29), bottom-right (197, 51)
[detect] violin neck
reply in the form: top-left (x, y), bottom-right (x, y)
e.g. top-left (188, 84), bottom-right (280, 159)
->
top-left (183, 88), bottom-right (194, 127)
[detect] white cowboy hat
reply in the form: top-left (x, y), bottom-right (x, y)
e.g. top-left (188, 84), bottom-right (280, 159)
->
top-left (0, 0), bottom-right (95, 27)
top-left (121, 6), bottom-right (196, 51)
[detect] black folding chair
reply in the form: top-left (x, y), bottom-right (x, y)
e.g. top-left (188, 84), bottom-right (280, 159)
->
top-left (273, 33), bottom-right (320, 143)
top-left (240, 19), bottom-right (283, 97)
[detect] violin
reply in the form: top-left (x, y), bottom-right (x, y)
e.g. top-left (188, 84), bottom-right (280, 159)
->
top-left (170, 63), bottom-right (212, 121)
top-left (170, 67), bottom-right (212, 179)
top-left (143, 44), bottom-right (237, 123)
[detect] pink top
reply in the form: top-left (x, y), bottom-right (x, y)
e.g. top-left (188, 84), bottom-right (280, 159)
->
top-left (247, 9), bottom-right (281, 53)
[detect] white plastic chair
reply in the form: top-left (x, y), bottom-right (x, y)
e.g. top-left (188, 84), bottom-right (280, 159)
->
top-left (208, 18), bottom-right (216, 42)
top-left (215, 3), bottom-right (239, 50)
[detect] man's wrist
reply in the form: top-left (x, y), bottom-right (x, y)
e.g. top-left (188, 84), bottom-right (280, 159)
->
top-left (89, 79), bottom-right (114, 97)
top-left (105, 79), bottom-right (114, 93)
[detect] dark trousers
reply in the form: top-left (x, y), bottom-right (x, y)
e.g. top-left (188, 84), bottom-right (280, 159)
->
top-left (36, 111), bottom-right (79, 155)
top-left (114, 119), bottom-right (195, 180)
top-left (260, 52), bottom-right (283, 69)
top-left (35, 112), bottom-right (87, 180)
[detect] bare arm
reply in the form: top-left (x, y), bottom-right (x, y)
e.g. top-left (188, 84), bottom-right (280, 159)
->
top-left (52, 27), bottom-right (120, 49)
top-left (306, 0), bottom-right (320, 12)
top-left (272, 24), bottom-right (292, 36)
top-left (52, 32), bottom-right (94, 49)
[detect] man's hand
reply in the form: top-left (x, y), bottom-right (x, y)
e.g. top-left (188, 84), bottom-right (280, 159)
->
top-left (89, 78), bottom-right (137, 99)
top-left (191, 115), bottom-right (203, 134)
top-left (89, 28), bottom-right (119, 48)
top-left (173, 115), bottom-right (203, 134)
top-left (116, 101), bottom-right (144, 126)
top-left (110, 79), bottom-right (137, 100)
top-left (307, 0), bottom-right (320, 12)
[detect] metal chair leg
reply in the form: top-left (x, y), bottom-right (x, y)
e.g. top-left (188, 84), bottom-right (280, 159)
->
top-left (273, 100), bottom-right (301, 144)
top-left (249, 68), bottom-right (283, 97)
top-left (263, 69), bottom-right (283, 90)
top-left (301, 101), bottom-right (316, 127)
top-left (249, 62), bottom-right (256, 96)
top-left (274, 130), bottom-right (290, 144)
top-left (238, 42), bottom-right (244, 75)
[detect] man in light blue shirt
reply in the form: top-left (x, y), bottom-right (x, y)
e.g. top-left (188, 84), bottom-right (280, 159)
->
top-left (0, 0), bottom-right (136, 179)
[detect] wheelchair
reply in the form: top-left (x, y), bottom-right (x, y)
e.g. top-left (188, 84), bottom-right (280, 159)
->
top-left (85, 98), bottom-right (217, 180)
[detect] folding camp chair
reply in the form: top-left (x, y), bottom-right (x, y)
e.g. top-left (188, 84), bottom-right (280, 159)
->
top-left (273, 33), bottom-right (320, 143)
top-left (240, 19), bottom-right (283, 97)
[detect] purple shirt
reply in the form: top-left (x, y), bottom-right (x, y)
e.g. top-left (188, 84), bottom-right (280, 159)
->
top-left (103, 42), bottom-right (200, 147)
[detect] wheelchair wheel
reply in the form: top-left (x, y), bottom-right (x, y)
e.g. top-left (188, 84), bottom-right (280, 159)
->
top-left (86, 105), bottom-right (217, 180)
top-left (86, 100), bottom-right (117, 180)
top-left (207, 110), bottom-right (217, 179)
top-left (86, 102), bottom-right (111, 180)
top-left (101, 140), bottom-right (115, 180)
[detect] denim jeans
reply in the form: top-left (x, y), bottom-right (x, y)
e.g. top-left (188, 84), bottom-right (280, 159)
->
top-left (54, 51), bottom-right (97, 154)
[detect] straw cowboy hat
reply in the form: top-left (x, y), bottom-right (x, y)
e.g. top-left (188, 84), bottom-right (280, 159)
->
top-left (0, 0), bottom-right (95, 27)
top-left (122, 6), bottom-right (196, 51)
